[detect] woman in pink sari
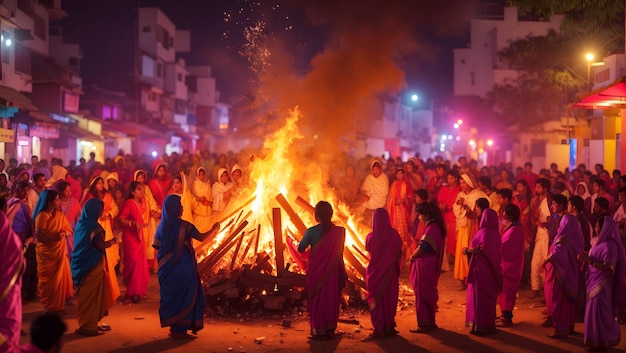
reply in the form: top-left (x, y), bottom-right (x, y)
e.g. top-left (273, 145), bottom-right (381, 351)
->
top-left (386, 169), bottom-right (414, 262)
top-left (578, 216), bottom-right (625, 351)
top-left (0, 211), bottom-right (24, 352)
top-left (409, 201), bottom-right (445, 333)
top-left (298, 201), bottom-right (346, 340)
top-left (544, 213), bottom-right (584, 338)
top-left (366, 208), bottom-right (403, 338)
top-left (119, 181), bottom-right (150, 303)
top-left (497, 204), bottom-right (525, 327)
top-left (464, 208), bottom-right (502, 335)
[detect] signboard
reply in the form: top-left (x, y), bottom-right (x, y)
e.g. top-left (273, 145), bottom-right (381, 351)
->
top-left (0, 127), bottom-right (14, 142)
top-left (63, 92), bottom-right (79, 113)
top-left (31, 123), bottom-right (60, 139)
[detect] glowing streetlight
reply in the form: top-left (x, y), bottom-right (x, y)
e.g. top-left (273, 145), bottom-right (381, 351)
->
top-left (469, 139), bottom-right (476, 146)
top-left (151, 151), bottom-right (158, 158)
top-left (453, 123), bottom-right (459, 129)
top-left (487, 139), bottom-right (494, 147)
top-left (411, 94), bottom-right (419, 102)
top-left (586, 53), bottom-right (595, 90)
top-left (457, 119), bottom-right (463, 125)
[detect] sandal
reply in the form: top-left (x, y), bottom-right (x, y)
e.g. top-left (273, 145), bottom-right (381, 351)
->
top-left (75, 328), bottom-right (100, 336)
top-left (98, 324), bottom-right (112, 331)
top-left (169, 331), bottom-right (195, 340)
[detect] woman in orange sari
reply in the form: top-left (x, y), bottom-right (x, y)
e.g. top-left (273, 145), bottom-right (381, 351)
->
top-left (386, 168), bottom-right (414, 262)
top-left (81, 176), bottom-right (121, 300)
top-left (33, 190), bottom-right (73, 313)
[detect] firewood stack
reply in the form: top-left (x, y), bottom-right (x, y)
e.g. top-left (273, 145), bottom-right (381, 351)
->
top-left (197, 193), bottom-right (369, 311)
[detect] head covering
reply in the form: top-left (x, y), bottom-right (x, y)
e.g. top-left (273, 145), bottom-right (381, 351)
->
top-left (154, 195), bottom-right (183, 253)
top-left (460, 173), bottom-right (475, 189)
top-left (32, 189), bottom-right (50, 220)
top-left (89, 176), bottom-right (103, 189)
top-left (216, 168), bottom-right (229, 186)
top-left (113, 155), bottom-right (124, 164)
top-left (576, 182), bottom-right (591, 199)
top-left (370, 160), bottom-right (382, 171)
top-left (71, 198), bottom-right (105, 286)
top-left (594, 216), bottom-right (626, 313)
top-left (133, 169), bottom-right (146, 182)
top-left (230, 164), bottom-right (242, 176)
top-left (372, 207), bottom-right (393, 233)
top-left (46, 165), bottom-right (68, 187)
top-left (479, 207), bottom-right (499, 231)
top-left (106, 172), bottom-right (119, 186)
top-left (191, 167), bottom-right (210, 197)
top-left (152, 163), bottom-right (166, 178)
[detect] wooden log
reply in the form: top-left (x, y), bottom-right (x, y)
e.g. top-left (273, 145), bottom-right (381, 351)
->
top-left (252, 253), bottom-right (271, 272)
top-left (346, 270), bottom-right (367, 290)
top-left (343, 247), bottom-right (366, 278)
top-left (241, 228), bottom-right (258, 265)
top-left (263, 296), bottom-right (285, 310)
top-left (198, 220), bottom-right (249, 274)
top-left (352, 244), bottom-right (370, 262)
top-left (230, 231), bottom-right (246, 270)
top-left (240, 269), bottom-right (278, 292)
top-left (272, 208), bottom-right (285, 278)
top-left (253, 224), bottom-right (261, 257)
top-left (275, 193), bottom-right (307, 240)
top-left (276, 270), bottom-right (307, 288)
top-left (206, 280), bottom-right (236, 296)
top-left (295, 195), bottom-right (315, 216)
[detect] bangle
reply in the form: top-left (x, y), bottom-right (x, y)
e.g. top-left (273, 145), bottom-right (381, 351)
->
top-left (129, 221), bottom-right (134, 227)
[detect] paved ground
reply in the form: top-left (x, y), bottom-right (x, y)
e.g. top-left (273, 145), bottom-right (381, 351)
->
top-left (19, 269), bottom-right (626, 353)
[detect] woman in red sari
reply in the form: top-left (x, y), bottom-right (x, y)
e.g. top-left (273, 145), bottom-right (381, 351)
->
top-left (298, 201), bottom-right (346, 340)
top-left (148, 163), bottom-right (170, 209)
top-left (437, 171), bottom-right (459, 265)
top-left (119, 181), bottom-right (150, 303)
top-left (386, 168), bottom-right (414, 262)
top-left (366, 208), bottom-right (403, 338)
top-left (409, 201), bottom-right (445, 333)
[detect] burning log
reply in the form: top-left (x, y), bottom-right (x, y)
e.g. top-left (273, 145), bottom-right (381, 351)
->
top-left (198, 220), bottom-right (249, 274)
top-left (295, 195), bottom-right (315, 216)
top-left (229, 231), bottom-right (246, 270)
top-left (272, 208), bottom-right (285, 278)
top-left (217, 195), bottom-right (255, 223)
top-left (275, 193), bottom-right (307, 240)
top-left (253, 224), bottom-right (261, 257)
top-left (240, 228), bottom-right (258, 266)
top-left (352, 244), bottom-right (370, 262)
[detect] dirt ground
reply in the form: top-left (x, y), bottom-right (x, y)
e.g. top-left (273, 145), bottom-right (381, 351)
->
top-left (19, 269), bottom-right (626, 353)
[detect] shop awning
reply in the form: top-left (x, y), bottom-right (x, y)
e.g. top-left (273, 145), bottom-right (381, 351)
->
top-left (575, 76), bottom-right (626, 109)
top-left (0, 86), bottom-right (33, 109)
top-left (59, 125), bottom-right (102, 141)
top-left (12, 110), bottom-right (60, 126)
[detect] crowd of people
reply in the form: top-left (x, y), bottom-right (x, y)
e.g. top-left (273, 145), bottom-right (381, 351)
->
top-left (0, 149), bottom-right (624, 352)
top-left (303, 156), bottom-right (625, 352)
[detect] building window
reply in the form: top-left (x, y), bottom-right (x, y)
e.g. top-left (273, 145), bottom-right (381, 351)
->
top-left (142, 26), bottom-right (151, 33)
top-left (177, 73), bottom-right (183, 82)
top-left (186, 76), bottom-right (197, 92)
top-left (33, 14), bottom-right (46, 40)
top-left (2, 31), bottom-right (10, 65)
top-left (175, 99), bottom-right (187, 115)
top-left (68, 57), bottom-right (78, 66)
top-left (14, 42), bottom-right (31, 74)
top-left (157, 62), bottom-right (163, 78)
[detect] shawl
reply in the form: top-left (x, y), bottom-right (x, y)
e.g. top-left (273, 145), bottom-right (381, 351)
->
top-left (362, 160), bottom-right (389, 209)
top-left (154, 195), bottom-right (183, 251)
top-left (191, 167), bottom-right (211, 199)
top-left (469, 208), bottom-right (502, 289)
top-left (46, 165), bottom-right (68, 187)
top-left (71, 199), bottom-right (105, 286)
top-left (32, 189), bottom-right (50, 220)
top-left (212, 168), bottom-right (233, 212)
top-left (149, 163), bottom-right (171, 207)
top-left (576, 182), bottom-right (591, 199)
top-left (105, 172), bottom-right (119, 190)
top-left (550, 214), bottom-right (585, 297)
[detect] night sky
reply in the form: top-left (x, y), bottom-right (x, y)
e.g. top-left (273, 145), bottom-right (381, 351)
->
top-left (58, 0), bottom-right (504, 109)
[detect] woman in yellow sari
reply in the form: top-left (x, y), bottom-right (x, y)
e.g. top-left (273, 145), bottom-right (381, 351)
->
top-left (81, 176), bottom-right (121, 300)
top-left (34, 190), bottom-right (74, 313)
top-left (71, 199), bottom-right (119, 336)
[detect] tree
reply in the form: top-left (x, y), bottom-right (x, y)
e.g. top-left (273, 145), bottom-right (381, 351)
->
top-left (487, 3), bottom-right (624, 128)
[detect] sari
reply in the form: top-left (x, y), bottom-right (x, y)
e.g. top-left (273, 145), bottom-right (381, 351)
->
top-left (190, 167), bottom-right (213, 233)
top-left (545, 214), bottom-right (584, 334)
top-left (366, 208), bottom-right (403, 336)
top-left (466, 208), bottom-right (502, 334)
top-left (134, 170), bottom-right (160, 270)
top-left (33, 190), bottom-right (74, 312)
top-left (0, 212), bottom-right (24, 352)
top-left (148, 163), bottom-right (171, 208)
top-left (167, 172), bottom-right (195, 224)
top-left (498, 221), bottom-right (525, 319)
top-left (584, 217), bottom-right (626, 349)
top-left (71, 199), bottom-right (116, 335)
top-left (60, 194), bottom-right (81, 262)
top-left (386, 178), bottom-right (413, 258)
top-left (155, 195), bottom-right (206, 334)
top-left (453, 187), bottom-right (488, 281)
top-left (437, 184), bottom-right (459, 255)
top-left (82, 182), bottom-right (121, 300)
top-left (212, 168), bottom-right (234, 214)
top-left (302, 224), bottom-right (346, 336)
top-left (120, 197), bottom-right (150, 298)
top-left (409, 220), bottom-right (444, 329)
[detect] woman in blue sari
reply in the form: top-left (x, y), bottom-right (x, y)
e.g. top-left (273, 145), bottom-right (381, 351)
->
top-left (153, 194), bottom-right (220, 339)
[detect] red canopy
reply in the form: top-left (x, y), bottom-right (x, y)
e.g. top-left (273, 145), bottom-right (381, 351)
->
top-left (575, 76), bottom-right (626, 109)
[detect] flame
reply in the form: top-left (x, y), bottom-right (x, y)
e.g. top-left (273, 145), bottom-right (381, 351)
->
top-left (198, 107), bottom-right (369, 282)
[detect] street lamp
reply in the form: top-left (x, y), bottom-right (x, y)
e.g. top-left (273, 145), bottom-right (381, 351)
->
top-left (411, 94), bottom-right (419, 102)
top-left (586, 53), bottom-right (594, 91)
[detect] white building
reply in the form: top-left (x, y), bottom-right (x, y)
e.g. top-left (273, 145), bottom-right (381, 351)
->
top-left (454, 7), bottom-right (564, 98)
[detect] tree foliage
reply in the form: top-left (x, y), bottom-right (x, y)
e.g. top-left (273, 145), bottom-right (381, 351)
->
top-left (487, 2), bottom-right (624, 128)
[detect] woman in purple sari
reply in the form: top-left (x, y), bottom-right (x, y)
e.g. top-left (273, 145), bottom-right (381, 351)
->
top-left (298, 201), bottom-right (347, 340)
top-left (544, 213), bottom-right (584, 338)
top-left (464, 208), bottom-right (502, 335)
top-left (366, 208), bottom-right (403, 338)
top-left (578, 216), bottom-right (625, 351)
top-left (497, 204), bottom-right (525, 327)
top-left (409, 202), bottom-right (445, 333)
top-left (153, 195), bottom-right (220, 339)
